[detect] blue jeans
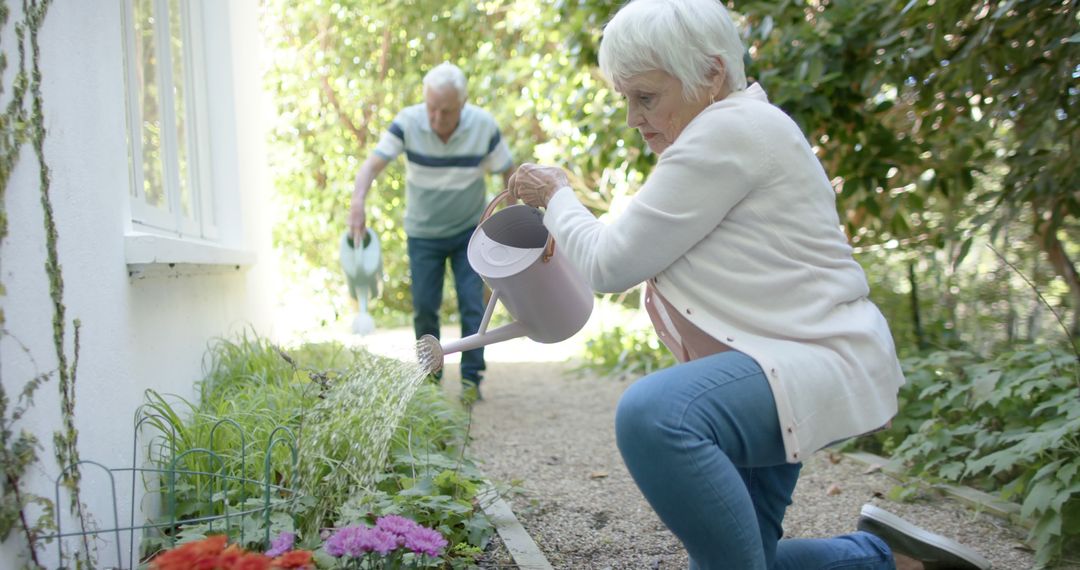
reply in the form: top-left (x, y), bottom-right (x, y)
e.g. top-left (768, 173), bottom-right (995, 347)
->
top-left (407, 228), bottom-right (485, 382)
top-left (615, 351), bottom-right (895, 569)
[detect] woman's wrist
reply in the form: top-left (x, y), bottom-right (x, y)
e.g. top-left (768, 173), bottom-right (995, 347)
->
top-left (545, 185), bottom-right (571, 207)
top-left (543, 187), bottom-right (557, 207)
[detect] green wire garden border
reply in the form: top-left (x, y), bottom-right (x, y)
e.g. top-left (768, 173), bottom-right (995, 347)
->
top-left (38, 411), bottom-right (300, 568)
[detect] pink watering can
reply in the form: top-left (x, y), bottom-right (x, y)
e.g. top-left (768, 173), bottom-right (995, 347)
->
top-left (416, 191), bottom-right (594, 373)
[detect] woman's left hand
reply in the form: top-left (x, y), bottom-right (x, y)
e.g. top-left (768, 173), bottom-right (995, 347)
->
top-left (507, 163), bottom-right (570, 208)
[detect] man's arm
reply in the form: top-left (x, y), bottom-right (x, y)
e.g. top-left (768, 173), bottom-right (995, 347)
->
top-left (501, 163), bottom-right (515, 190)
top-left (350, 154), bottom-right (389, 243)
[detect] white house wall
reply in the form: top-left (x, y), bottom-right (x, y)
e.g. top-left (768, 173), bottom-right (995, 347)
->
top-left (0, 0), bottom-right (275, 567)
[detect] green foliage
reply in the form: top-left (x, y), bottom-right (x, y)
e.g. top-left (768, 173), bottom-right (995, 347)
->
top-left (0, 1), bottom-right (90, 567)
top-left (743, 0), bottom-right (1078, 247)
top-left (853, 344), bottom-right (1080, 566)
top-left (338, 453), bottom-right (496, 551)
top-left (265, 5), bottom-right (1079, 565)
top-left (263, 0), bottom-right (631, 329)
top-left (741, 0), bottom-right (1079, 337)
top-left (856, 223), bottom-right (1077, 357)
top-left (266, 0), bottom-right (1077, 341)
top-left (575, 323), bottom-right (676, 381)
top-left (142, 332), bottom-right (497, 568)
top-left (0, 368), bottom-right (55, 558)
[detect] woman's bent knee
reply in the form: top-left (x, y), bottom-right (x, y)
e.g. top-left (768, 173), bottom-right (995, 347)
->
top-left (615, 373), bottom-right (680, 453)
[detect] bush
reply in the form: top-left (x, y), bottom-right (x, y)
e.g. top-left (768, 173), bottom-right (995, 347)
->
top-left (575, 324), bottom-right (676, 381)
top-left (851, 344), bottom-right (1079, 567)
top-left (139, 333), bottom-right (497, 568)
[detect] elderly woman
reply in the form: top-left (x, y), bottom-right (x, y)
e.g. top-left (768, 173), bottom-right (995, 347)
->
top-left (507, 1), bottom-right (991, 569)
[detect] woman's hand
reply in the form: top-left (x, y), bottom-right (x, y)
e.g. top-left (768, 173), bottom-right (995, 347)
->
top-left (507, 163), bottom-right (570, 208)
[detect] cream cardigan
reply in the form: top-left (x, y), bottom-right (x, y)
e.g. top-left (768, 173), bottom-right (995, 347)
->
top-left (543, 83), bottom-right (905, 463)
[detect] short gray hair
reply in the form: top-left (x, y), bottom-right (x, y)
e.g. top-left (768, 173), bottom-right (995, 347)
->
top-left (423, 62), bottom-right (468, 103)
top-left (598, 0), bottom-right (748, 101)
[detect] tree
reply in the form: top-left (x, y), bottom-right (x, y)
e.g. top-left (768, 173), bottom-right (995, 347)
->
top-left (267, 0), bottom-right (1078, 340)
top-left (741, 0), bottom-right (1079, 334)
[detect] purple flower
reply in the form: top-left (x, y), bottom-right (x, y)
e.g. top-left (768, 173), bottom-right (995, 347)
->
top-left (325, 525), bottom-right (368, 557)
top-left (403, 526), bottom-right (448, 558)
top-left (265, 531), bottom-right (295, 557)
top-left (368, 528), bottom-right (399, 555)
top-left (324, 525), bottom-right (401, 558)
top-left (375, 514), bottom-right (420, 544)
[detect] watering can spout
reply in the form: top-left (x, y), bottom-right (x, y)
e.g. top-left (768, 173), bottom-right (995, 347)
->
top-left (415, 335), bottom-right (443, 374)
top-left (416, 321), bottom-right (528, 374)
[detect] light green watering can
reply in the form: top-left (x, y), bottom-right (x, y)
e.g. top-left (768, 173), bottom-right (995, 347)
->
top-left (339, 228), bottom-right (382, 335)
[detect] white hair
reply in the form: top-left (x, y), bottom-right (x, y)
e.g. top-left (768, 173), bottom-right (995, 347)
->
top-left (423, 62), bottom-right (468, 104)
top-left (598, 0), bottom-right (748, 101)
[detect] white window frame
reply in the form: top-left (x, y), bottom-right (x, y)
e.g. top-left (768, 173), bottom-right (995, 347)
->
top-left (121, 0), bottom-right (218, 242)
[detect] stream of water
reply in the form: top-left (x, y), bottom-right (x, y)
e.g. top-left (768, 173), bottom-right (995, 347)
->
top-left (298, 348), bottom-right (429, 517)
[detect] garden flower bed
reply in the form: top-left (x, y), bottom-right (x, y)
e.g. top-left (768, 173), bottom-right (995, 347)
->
top-left (137, 332), bottom-right (505, 569)
top-left (150, 515), bottom-right (450, 569)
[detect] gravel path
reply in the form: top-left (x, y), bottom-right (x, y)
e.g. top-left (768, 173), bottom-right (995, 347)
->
top-left (460, 361), bottom-right (1040, 570)
top-left (354, 326), bottom-right (1041, 569)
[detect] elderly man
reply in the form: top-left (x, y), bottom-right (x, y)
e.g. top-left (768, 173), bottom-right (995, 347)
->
top-left (349, 62), bottom-right (513, 403)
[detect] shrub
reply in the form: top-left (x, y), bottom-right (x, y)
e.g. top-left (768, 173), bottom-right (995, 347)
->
top-left (575, 324), bottom-right (675, 381)
top-left (852, 344), bottom-right (1079, 566)
top-left (139, 333), bottom-right (497, 568)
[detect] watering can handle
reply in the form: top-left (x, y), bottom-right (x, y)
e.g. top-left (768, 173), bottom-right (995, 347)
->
top-left (482, 190), bottom-right (556, 263)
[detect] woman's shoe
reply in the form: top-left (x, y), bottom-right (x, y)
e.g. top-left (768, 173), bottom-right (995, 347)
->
top-left (857, 504), bottom-right (992, 570)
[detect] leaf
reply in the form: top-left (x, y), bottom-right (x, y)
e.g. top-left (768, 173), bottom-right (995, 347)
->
top-left (965, 447), bottom-right (1020, 477)
top-left (953, 236), bottom-right (974, 269)
top-left (938, 461), bottom-right (965, 481)
top-left (1057, 461), bottom-right (1078, 485)
top-left (1033, 459), bottom-right (1066, 483)
top-left (760, 15), bottom-right (774, 39)
top-left (899, 0), bottom-right (919, 16)
top-left (887, 484), bottom-right (920, 502)
top-left (907, 45), bottom-right (933, 60)
top-left (969, 369), bottom-right (1002, 407)
top-left (1021, 479), bottom-right (1062, 519)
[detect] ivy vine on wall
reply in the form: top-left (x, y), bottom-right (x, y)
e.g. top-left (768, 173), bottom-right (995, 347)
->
top-left (0, 0), bottom-right (93, 567)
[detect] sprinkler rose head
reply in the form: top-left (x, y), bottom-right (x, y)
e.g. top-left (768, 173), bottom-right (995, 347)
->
top-left (415, 334), bottom-right (444, 374)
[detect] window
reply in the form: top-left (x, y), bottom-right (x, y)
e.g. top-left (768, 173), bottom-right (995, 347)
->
top-left (122, 0), bottom-right (216, 240)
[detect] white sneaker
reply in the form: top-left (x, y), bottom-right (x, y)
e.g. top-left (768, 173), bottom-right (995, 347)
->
top-left (857, 504), bottom-right (992, 570)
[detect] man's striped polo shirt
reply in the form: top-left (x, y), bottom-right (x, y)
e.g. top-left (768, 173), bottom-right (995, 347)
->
top-left (373, 103), bottom-right (513, 239)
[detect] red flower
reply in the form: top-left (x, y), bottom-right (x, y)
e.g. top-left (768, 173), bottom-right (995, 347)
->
top-left (234, 552), bottom-right (273, 570)
top-left (272, 550), bottom-right (314, 569)
top-left (217, 544), bottom-right (247, 567)
top-left (151, 535), bottom-right (229, 570)
top-left (150, 535), bottom-right (311, 570)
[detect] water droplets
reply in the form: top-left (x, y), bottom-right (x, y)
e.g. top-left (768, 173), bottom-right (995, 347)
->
top-left (296, 349), bottom-right (428, 527)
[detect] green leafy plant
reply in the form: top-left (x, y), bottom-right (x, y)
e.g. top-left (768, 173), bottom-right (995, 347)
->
top-left (0, 1), bottom-right (95, 567)
top-left (575, 323), bottom-right (676, 381)
top-left (0, 356), bottom-right (55, 568)
top-left (140, 333), bottom-right (499, 568)
top-left (853, 344), bottom-right (1079, 566)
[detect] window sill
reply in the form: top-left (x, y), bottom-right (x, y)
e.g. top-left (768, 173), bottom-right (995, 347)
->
top-left (125, 233), bottom-right (256, 279)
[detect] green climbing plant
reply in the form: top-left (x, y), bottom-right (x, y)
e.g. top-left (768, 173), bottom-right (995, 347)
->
top-left (0, 0), bottom-right (92, 567)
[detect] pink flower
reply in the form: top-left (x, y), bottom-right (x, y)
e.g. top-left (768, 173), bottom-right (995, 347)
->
top-left (375, 514), bottom-right (421, 542)
top-left (324, 525), bottom-right (366, 557)
top-left (324, 525), bottom-right (400, 558)
top-left (368, 528), bottom-right (399, 555)
top-left (265, 531), bottom-right (296, 557)
top-left (403, 526), bottom-right (448, 558)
